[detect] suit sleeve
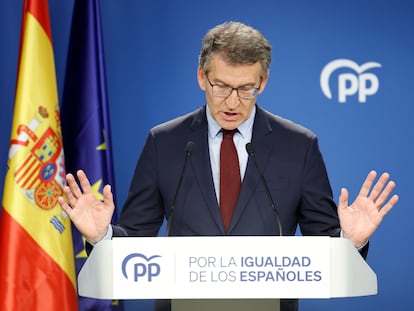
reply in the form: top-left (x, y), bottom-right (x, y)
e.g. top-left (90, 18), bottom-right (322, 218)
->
top-left (298, 135), bottom-right (369, 258)
top-left (296, 135), bottom-right (340, 236)
top-left (113, 131), bottom-right (165, 237)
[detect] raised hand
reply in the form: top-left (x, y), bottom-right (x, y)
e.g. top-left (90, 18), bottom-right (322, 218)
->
top-left (338, 170), bottom-right (399, 248)
top-left (58, 170), bottom-right (115, 244)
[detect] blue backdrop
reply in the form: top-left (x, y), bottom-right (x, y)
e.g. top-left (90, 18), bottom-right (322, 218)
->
top-left (1, 1), bottom-right (413, 310)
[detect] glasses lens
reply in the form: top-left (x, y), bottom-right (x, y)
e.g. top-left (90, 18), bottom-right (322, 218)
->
top-left (238, 88), bottom-right (257, 99)
top-left (212, 85), bottom-right (231, 97)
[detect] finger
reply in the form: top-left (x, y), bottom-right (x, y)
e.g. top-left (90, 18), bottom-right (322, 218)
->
top-left (358, 170), bottom-right (377, 197)
top-left (368, 172), bottom-right (390, 202)
top-left (379, 194), bottom-right (399, 217)
top-left (338, 188), bottom-right (349, 210)
top-left (63, 184), bottom-right (78, 207)
top-left (58, 196), bottom-right (73, 217)
top-left (76, 170), bottom-right (93, 194)
top-left (373, 179), bottom-right (396, 208)
top-left (66, 172), bottom-right (83, 199)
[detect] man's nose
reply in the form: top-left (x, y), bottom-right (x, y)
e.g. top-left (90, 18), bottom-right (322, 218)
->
top-left (225, 89), bottom-right (240, 109)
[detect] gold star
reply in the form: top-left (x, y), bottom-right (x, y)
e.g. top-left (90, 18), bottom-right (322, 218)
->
top-left (91, 179), bottom-right (104, 200)
top-left (75, 236), bottom-right (88, 259)
top-left (97, 129), bottom-right (107, 150)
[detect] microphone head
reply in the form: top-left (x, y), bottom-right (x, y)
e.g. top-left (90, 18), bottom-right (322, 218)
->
top-left (245, 142), bottom-right (255, 155)
top-left (185, 141), bottom-right (195, 154)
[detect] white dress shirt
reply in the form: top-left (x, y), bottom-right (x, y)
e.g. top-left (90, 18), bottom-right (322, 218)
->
top-left (206, 104), bottom-right (255, 204)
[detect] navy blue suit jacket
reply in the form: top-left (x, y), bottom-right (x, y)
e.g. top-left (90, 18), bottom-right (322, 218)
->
top-left (114, 104), bottom-right (342, 238)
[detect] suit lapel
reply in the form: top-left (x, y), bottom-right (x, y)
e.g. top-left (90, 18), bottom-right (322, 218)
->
top-left (188, 106), bottom-right (224, 233)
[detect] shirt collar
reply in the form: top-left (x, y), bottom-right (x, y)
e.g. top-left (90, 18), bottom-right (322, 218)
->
top-left (206, 104), bottom-right (256, 139)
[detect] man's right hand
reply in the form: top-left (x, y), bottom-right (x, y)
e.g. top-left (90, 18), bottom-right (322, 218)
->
top-left (58, 170), bottom-right (115, 244)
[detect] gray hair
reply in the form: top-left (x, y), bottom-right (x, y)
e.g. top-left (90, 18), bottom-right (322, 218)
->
top-left (199, 21), bottom-right (272, 77)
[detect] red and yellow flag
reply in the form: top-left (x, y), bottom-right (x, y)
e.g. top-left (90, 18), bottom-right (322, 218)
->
top-left (0, 1), bottom-right (78, 310)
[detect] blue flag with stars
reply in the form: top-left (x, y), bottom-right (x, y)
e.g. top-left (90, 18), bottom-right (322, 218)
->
top-left (61, 1), bottom-right (122, 310)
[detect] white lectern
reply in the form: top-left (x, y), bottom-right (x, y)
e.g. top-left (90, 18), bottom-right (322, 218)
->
top-left (78, 236), bottom-right (377, 311)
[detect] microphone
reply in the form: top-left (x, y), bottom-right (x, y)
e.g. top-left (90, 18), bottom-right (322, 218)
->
top-left (166, 141), bottom-right (195, 236)
top-left (246, 143), bottom-right (283, 236)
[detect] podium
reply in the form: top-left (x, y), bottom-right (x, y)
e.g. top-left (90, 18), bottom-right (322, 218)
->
top-left (78, 236), bottom-right (377, 311)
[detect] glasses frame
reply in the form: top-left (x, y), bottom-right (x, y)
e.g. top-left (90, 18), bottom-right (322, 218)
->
top-left (205, 73), bottom-right (262, 99)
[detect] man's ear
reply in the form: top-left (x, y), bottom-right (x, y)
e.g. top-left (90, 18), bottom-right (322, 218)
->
top-left (257, 71), bottom-right (270, 95)
top-left (197, 67), bottom-right (207, 91)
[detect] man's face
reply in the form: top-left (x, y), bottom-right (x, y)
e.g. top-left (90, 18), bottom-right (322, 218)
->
top-left (197, 54), bottom-right (269, 130)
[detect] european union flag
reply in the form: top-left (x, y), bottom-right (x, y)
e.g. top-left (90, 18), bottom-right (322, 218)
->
top-left (61, 1), bottom-right (122, 310)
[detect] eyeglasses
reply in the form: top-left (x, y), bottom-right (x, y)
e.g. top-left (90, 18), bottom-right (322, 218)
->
top-left (206, 74), bottom-right (262, 99)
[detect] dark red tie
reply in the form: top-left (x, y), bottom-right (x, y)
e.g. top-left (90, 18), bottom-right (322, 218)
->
top-left (220, 129), bottom-right (241, 232)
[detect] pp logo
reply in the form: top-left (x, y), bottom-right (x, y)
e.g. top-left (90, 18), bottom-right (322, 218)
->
top-left (122, 253), bottom-right (161, 282)
top-left (320, 59), bottom-right (381, 103)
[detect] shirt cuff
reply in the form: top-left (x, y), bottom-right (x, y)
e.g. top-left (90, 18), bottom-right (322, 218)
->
top-left (86, 225), bottom-right (113, 246)
top-left (340, 230), bottom-right (368, 250)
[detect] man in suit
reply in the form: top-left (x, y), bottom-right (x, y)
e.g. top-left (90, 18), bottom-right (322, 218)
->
top-left (59, 22), bottom-right (398, 311)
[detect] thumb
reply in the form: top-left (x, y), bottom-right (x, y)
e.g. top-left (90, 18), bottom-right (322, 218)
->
top-left (338, 187), bottom-right (349, 210)
top-left (103, 184), bottom-right (115, 209)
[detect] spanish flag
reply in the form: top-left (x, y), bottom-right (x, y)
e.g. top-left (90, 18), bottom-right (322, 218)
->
top-left (0, 1), bottom-right (78, 310)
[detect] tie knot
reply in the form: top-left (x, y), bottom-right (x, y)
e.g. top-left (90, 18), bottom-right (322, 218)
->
top-left (222, 129), bottom-right (237, 139)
